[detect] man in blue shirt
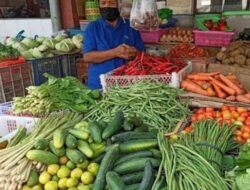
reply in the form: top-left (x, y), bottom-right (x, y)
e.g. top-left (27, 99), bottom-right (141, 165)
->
top-left (83, 0), bottom-right (144, 89)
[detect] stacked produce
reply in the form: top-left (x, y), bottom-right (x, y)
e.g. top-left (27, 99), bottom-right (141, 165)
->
top-left (216, 41), bottom-right (250, 66)
top-left (0, 42), bottom-right (20, 60)
top-left (6, 34), bottom-right (83, 59)
top-left (181, 71), bottom-right (250, 103)
top-left (13, 74), bottom-right (100, 116)
top-left (184, 106), bottom-right (250, 144)
top-left (0, 111), bottom-right (82, 190)
top-left (112, 52), bottom-right (186, 76)
top-left (203, 18), bottom-right (229, 31)
top-left (169, 43), bottom-right (209, 58)
top-left (160, 27), bottom-right (194, 43)
top-left (86, 81), bottom-right (190, 132)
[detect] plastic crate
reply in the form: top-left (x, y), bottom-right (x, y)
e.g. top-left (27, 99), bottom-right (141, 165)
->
top-left (140, 29), bottom-right (168, 43)
top-left (67, 27), bottom-right (83, 37)
top-left (0, 64), bottom-right (33, 103)
top-left (194, 30), bottom-right (235, 47)
top-left (28, 56), bottom-right (63, 85)
top-left (80, 20), bottom-right (90, 31)
top-left (100, 62), bottom-right (192, 92)
top-left (0, 102), bottom-right (12, 115)
top-left (61, 53), bottom-right (82, 77)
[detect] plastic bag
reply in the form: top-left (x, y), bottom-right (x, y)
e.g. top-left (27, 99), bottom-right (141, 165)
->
top-left (119, 0), bottom-right (133, 19)
top-left (130, 0), bottom-right (160, 31)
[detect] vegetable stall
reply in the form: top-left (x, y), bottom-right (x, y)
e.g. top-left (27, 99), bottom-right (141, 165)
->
top-left (0, 1), bottom-right (250, 190)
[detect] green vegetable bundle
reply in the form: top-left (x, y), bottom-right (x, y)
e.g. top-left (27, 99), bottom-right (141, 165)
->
top-left (13, 74), bottom-right (100, 116)
top-left (85, 81), bottom-right (190, 132)
top-left (0, 42), bottom-right (19, 60)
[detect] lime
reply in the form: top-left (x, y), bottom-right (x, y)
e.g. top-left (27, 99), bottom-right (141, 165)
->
top-left (31, 184), bottom-right (43, 190)
top-left (47, 164), bottom-right (60, 175)
top-left (58, 178), bottom-right (67, 189)
top-left (66, 161), bottom-right (76, 170)
top-left (59, 156), bottom-right (69, 165)
top-left (52, 175), bottom-right (60, 182)
top-left (81, 171), bottom-right (94, 185)
top-left (78, 183), bottom-right (93, 190)
top-left (66, 177), bottom-right (79, 188)
top-left (57, 166), bottom-right (71, 178)
top-left (71, 168), bottom-right (83, 179)
top-left (77, 160), bottom-right (89, 170)
top-left (44, 181), bottom-right (58, 190)
top-left (87, 163), bottom-right (99, 176)
top-left (22, 185), bottom-right (32, 190)
top-left (39, 171), bottom-right (51, 184)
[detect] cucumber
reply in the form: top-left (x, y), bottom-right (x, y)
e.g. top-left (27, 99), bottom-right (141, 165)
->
top-left (119, 139), bottom-right (158, 153)
top-left (115, 150), bottom-right (154, 166)
top-left (150, 149), bottom-right (162, 159)
top-left (66, 134), bottom-right (78, 148)
top-left (153, 176), bottom-right (166, 190)
top-left (53, 129), bottom-right (66, 149)
top-left (90, 142), bottom-right (106, 158)
top-left (113, 157), bottom-right (160, 175)
top-left (77, 140), bottom-right (94, 158)
top-left (106, 171), bottom-right (125, 190)
top-left (93, 144), bottom-right (120, 190)
top-left (93, 153), bottom-right (105, 164)
top-left (26, 150), bottom-right (59, 165)
top-left (89, 121), bottom-right (103, 143)
top-left (66, 148), bottom-right (86, 164)
top-left (49, 141), bottom-right (65, 157)
top-left (68, 128), bottom-right (89, 140)
top-left (34, 138), bottom-right (49, 150)
top-left (102, 111), bottom-right (124, 139)
top-left (111, 132), bottom-right (157, 143)
top-left (122, 120), bottom-right (134, 131)
top-left (27, 170), bottom-right (39, 187)
top-left (121, 171), bottom-right (144, 185)
top-left (139, 160), bottom-right (154, 190)
top-left (126, 183), bottom-right (140, 190)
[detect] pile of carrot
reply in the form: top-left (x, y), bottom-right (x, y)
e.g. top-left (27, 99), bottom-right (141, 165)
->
top-left (181, 72), bottom-right (250, 104)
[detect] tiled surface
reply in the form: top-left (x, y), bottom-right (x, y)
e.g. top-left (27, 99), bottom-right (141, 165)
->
top-left (0, 18), bottom-right (53, 42)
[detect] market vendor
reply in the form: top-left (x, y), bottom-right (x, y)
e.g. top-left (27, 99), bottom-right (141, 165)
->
top-left (83, 0), bottom-right (144, 89)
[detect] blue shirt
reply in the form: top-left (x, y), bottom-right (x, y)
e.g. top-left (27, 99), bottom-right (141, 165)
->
top-left (84, 17), bottom-right (144, 89)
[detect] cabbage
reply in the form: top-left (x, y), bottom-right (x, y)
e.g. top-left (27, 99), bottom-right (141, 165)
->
top-left (72, 34), bottom-right (83, 49)
top-left (42, 39), bottom-right (56, 49)
top-left (22, 37), bottom-right (39, 48)
top-left (32, 48), bottom-right (44, 59)
top-left (21, 50), bottom-right (33, 60)
top-left (55, 41), bottom-right (73, 53)
top-left (36, 36), bottom-right (47, 43)
top-left (12, 42), bottom-right (29, 52)
top-left (54, 34), bottom-right (68, 42)
top-left (62, 38), bottom-right (75, 46)
top-left (38, 44), bottom-right (48, 52)
top-left (45, 53), bottom-right (54, 58)
top-left (6, 37), bottom-right (17, 46)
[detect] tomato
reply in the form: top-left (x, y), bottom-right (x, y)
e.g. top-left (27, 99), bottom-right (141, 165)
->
top-left (245, 118), bottom-right (250, 126)
top-left (191, 115), bottom-right (197, 122)
top-left (237, 116), bottom-right (246, 122)
top-left (231, 111), bottom-right (240, 119)
top-left (242, 132), bottom-right (250, 139)
top-left (215, 111), bottom-right (222, 118)
top-left (240, 112), bottom-right (249, 118)
top-left (237, 107), bottom-right (247, 114)
top-left (229, 106), bottom-right (237, 111)
top-left (206, 107), bottom-right (214, 112)
top-left (224, 119), bottom-right (232, 125)
top-left (222, 105), bottom-right (229, 111)
top-left (185, 126), bottom-right (193, 133)
top-left (234, 130), bottom-right (242, 136)
top-left (231, 118), bottom-right (236, 123)
top-left (197, 114), bottom-right (205, 121)
top-left (236, 135), bottom-right (247, 144)
top-left (242, 127), bottom-right (250, 133)
top-left (222, 110), bottom-right (231, 120)
top-left (197, 108), bottom-right (206, 114)
top-left (205, 111), bottom-right (214, 119)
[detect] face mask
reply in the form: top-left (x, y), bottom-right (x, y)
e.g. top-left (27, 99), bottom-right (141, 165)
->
top-left (100, 7), bottom-right (120, 22)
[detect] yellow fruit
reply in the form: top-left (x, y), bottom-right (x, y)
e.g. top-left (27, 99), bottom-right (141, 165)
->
top-left (77, 160), bottom-right (89, 170)
top-left (31, 184), bottom-right (43, 190)
top-left (47, 164), bottom-right (60, 175)
top-left (87, 163), bottom-right (99, 176)
top-left (39, 171), bottom-right (51, 184)
top-left (78, 183), bottom-right (92, 190)
top-left (71, 168), bottom-right (83, 179)
top-left (22, 185), bottom-right (32, 190)
top-left (68, 188), bottom-right (78, 190)
top-left (58, 178), bottom-right (67, 189)
top-left (57, 166), bottom-right (71, 178)
top-left (59, 156), bottom-right (69, 165)
top-left (44, 181), bottom-right (58, 190)
top-left (81, 171), bottom-right (94, 185)
top-left (66, 177), bottom-right (79, 188)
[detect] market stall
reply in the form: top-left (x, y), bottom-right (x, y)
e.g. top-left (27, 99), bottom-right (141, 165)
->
top-left (0, 0), bottom-right (250, 190)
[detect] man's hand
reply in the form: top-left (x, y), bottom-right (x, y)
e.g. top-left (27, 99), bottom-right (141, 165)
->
top-left (114, 44), bottom-right (137, 60)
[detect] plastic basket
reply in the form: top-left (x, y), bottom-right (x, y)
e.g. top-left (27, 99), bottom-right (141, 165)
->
top-left (194, 30), bottom-right (235, 47)
top-left (100, 62), bottom-right (192, 92)
top-left (80, 20), bottom-right (90, 31)
top-left (61, 53), bottom-right (82, 77)
top-left (140, 29), bottom-right (168, 43)
top-left (28, 56), bottom-right (63, 85)
top-left (223, 11), bottom-right (250, 32)
top-left (0, 64), bottom-right (33, 103)
top-left (67, 27), bottom-right (83, 37)
top-left (0, 102), bottom-right (12, 115)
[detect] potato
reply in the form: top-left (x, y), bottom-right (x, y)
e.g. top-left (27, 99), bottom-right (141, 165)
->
top-left (216, 51), bottom-right (225, 61)
top-left (222, 58), bottom-right (231, 65)
top-left (235, 55), bottom-right (246, 65)
top-left (246, 59), bottom-right (250, 65)
top-left (227, 41), bottom-right (244, 52)
top-left (230, 49), bottom-right (241, 57)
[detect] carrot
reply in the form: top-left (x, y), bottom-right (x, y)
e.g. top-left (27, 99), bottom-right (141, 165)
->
top-left (192, 80), bottom-right (210, 90)
top-left (219, 74), bottom-right (243, 95)
top-left (226, 96), bottom-right (236, 101)
top-left (206, 87), bottom-right (216, 97)
top-left (209, 77), bottom-right (236, 96)
top-left (195, 72), bottom-right (220, 76)
top-left (244, 93), bottom-right (250, 99)
top-left (214, 75), bottom-right (222, 81)
top-left (226, 74), bottom-right (238, 81)
top-left (187, 74), bottom-right (210, 81)
top-left (211, 82), bottom-right (227, 99)
top-left (236, 95), bottom-right (250, 104)
top-left (181, 80), bottom-right (210, 96)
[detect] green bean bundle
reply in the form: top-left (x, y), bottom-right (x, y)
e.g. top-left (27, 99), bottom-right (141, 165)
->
top-left (85, 81), bottom-right (190, 132)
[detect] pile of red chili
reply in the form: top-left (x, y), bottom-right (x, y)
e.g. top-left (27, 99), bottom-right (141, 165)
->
top-left (112, 52), bottom-right (186, 76)
top-left (169, 43), bottom-right (209, 58)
